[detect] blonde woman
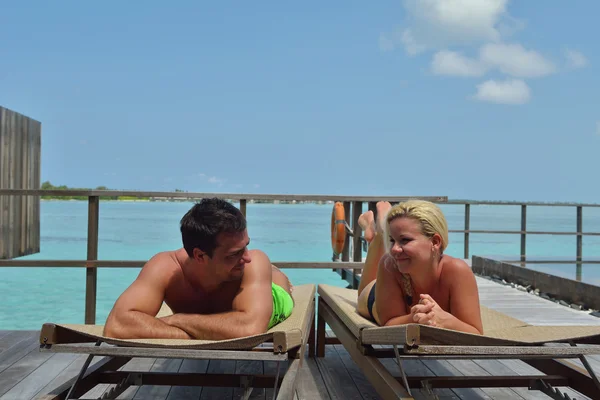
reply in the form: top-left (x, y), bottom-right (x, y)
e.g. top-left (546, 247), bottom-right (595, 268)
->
top-left (356, 200), bottom-right (483, 335)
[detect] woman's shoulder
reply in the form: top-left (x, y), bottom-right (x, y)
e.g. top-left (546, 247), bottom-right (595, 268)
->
top-left (440, 255), bottom-right (474, 279)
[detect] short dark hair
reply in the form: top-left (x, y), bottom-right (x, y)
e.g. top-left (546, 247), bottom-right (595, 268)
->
top-left (180, 198), bottom-right (246, 258)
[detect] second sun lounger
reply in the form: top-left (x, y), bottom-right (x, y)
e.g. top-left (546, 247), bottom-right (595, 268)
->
top-left (317, 283), bottom-right (600, 400)
top-left (37, 283), bottom-right (316, 400)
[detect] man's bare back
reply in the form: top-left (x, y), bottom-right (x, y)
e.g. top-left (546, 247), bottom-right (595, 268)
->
top-left (103, 198), bottom-right (294, 340)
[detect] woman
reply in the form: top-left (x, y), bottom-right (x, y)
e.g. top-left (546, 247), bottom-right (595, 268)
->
top-left (356, 200), bottom-right (483, 334)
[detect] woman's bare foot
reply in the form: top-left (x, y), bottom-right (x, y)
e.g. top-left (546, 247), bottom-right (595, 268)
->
top-left (376, 201), bottom-right (392, 234)
top-left (358, 210), bottom-right (376, 243)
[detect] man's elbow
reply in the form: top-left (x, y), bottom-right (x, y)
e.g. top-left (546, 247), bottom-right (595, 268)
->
top-left (103, 321), bottom-right (124, 338)
top-left (238, 320), bottom-right (269, 338)
top-left (103, 314), bottom-right (133, 339)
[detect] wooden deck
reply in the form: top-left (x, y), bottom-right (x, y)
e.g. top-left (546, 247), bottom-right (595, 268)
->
top-left (1, 277), bottom-right (599, 399)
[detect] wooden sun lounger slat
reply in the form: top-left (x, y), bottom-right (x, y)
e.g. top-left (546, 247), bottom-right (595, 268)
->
top-left (40, 343), bottom-right (289, 362)
top-left (405, 345), bottom-right (600, 357)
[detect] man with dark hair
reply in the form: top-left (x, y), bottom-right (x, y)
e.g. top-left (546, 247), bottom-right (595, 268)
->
top-left (104, 198), bottom-right (294, 340)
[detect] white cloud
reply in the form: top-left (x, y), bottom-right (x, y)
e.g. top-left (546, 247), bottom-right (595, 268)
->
top-left (379, 33), bottom-right (395, 52)
top-left (430, 43), bottom-right (556, 79)
top-left (253, 184), bottom-right (260, 189)
top-left (479, 43), bottom-right (556, 78)
top-left (195, 173), bottom-right (225, 185)
top-left (400, 30), bottom-right (428, 56)
top-left (472, 79), bottom-right (531, 105)
top-left (431, 50), bottom-right (487, 77)
top-left (394, 0), bottom-right (516, 55)
top-left (564, 49), bottom-right (588, 69)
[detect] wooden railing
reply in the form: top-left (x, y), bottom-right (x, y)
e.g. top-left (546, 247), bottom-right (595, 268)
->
top-left (1, 189), bottom-right (600, 324)
top-left (0, 189), bottom-right (444, 324)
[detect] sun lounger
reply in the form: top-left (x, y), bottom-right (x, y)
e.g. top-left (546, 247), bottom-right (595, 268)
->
top-left (317, 283), bottom-right (600, 400)
top-left (37, 283), bottom-right (316, 400)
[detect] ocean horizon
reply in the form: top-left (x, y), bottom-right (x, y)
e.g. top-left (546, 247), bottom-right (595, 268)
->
top-left (1, 199), bottom-right (600, 330)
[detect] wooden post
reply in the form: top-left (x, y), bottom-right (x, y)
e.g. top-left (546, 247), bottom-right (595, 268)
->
top-left (520, 205), bottom-right (527, 265)
top-left (576, 206), bottom-right (583, 281)
top-left (239, 199), bottom-right (247, 217)
top-left (85, 196), bottom-right (99, 324)
top-left (342, 201), bottom-right (351, 262)
top-left (352, 201), bottom-right (362, 289)
top-left (464, 204), bottom-right (470, 260)
top-left (0, 107), bottom-right (41, 259)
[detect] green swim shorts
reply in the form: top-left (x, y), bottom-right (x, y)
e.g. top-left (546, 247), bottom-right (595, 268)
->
top-left (268, 282), bottom-right (294, 329)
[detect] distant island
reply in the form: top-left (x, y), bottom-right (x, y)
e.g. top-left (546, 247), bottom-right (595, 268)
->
top-left (38, 181), bottom-right (330, 204)
top-left (40, 181), bottom-right (154, 201)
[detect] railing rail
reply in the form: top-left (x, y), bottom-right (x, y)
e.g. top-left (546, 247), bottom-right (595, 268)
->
top-left (0, 189), bottom-right (448, 203)
top-left (0, 260), bottom-right (366, 268)
top-left (2, 189), bottom-right (599, 323)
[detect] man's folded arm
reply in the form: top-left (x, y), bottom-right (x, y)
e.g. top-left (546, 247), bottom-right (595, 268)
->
top-left (103, 257), bottom-right (191, 339)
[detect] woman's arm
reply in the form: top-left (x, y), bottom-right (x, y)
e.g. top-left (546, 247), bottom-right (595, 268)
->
top-left (374, 255), bottom-right (414, 326)
top-left (440, 258), bottom-right (484, 334)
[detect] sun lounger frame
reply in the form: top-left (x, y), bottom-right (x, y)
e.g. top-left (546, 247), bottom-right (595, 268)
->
top-left (316, 285), bottom-right (600, 400)
top-left (37, 284), bottom-right (316, 400)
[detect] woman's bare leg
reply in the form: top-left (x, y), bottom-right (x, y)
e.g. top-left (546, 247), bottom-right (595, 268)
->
top-left (357, 201), bottom-right (392, 296)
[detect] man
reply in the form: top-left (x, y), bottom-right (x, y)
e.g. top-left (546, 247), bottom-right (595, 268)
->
top-left (103, 198), bottom-right (294, 340)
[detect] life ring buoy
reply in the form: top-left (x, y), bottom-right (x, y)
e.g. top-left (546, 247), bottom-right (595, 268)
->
top-left (331, 202), bottom-right (346, 256)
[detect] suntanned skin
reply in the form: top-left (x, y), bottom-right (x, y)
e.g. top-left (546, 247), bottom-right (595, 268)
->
top-left (356, 202), bottom-right (483, 335)
top-left (103, 229), bottom-right (293, 340)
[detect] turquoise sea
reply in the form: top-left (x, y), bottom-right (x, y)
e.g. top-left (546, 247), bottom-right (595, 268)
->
top-left (2, 200), bottom-right (600, 330)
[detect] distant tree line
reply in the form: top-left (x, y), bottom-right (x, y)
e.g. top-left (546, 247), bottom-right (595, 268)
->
top-left (40, 181), bottom-right (150, 201)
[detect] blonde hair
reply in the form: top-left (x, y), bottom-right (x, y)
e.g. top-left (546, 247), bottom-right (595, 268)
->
top-left (383, 200), bottom-right (449, 254)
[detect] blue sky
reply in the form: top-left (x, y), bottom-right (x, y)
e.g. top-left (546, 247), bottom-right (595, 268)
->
top-left (1, 1), bottom-right (598, 202)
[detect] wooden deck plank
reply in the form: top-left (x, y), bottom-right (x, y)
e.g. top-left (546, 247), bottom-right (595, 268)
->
top-left (420, 359), bottom-right (492, 399)
top-left (293, 353), bottom-right (331, 400)
top-left (0, 343), bottom-right (54, 397)
top-left (0, 332), bottom-right (38, 375)
top-left (31, 354), bottom-right (110, 400)
top-left (471, 359), bottom-right (549, 400)
top-left (198, 359), bottom-right (236, 400)
top-left (444, 359), bottom-right (526, 399)
top-left (81, 354), bottom-right (126, 399)
top-left (476, 277), bottom-right (600, 326)
top-left (165, 359), bottom-right (208, 400)
top-left (332, 343), bottom-right (380, 399)
top-left (233, 360), bottom-right (265, 400)
top-left (132, 358), bottom-right (183, 400)
top-left (113, 357), bottom-right (160, 399)
top-left (498, 359), bottom-right (590, 400)
top-left (0, 331), bottom-right (32, 352)
top-left (0, 353), bottom-right (78, 400)
top-left (314, 334), bottom-right (364, 399)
